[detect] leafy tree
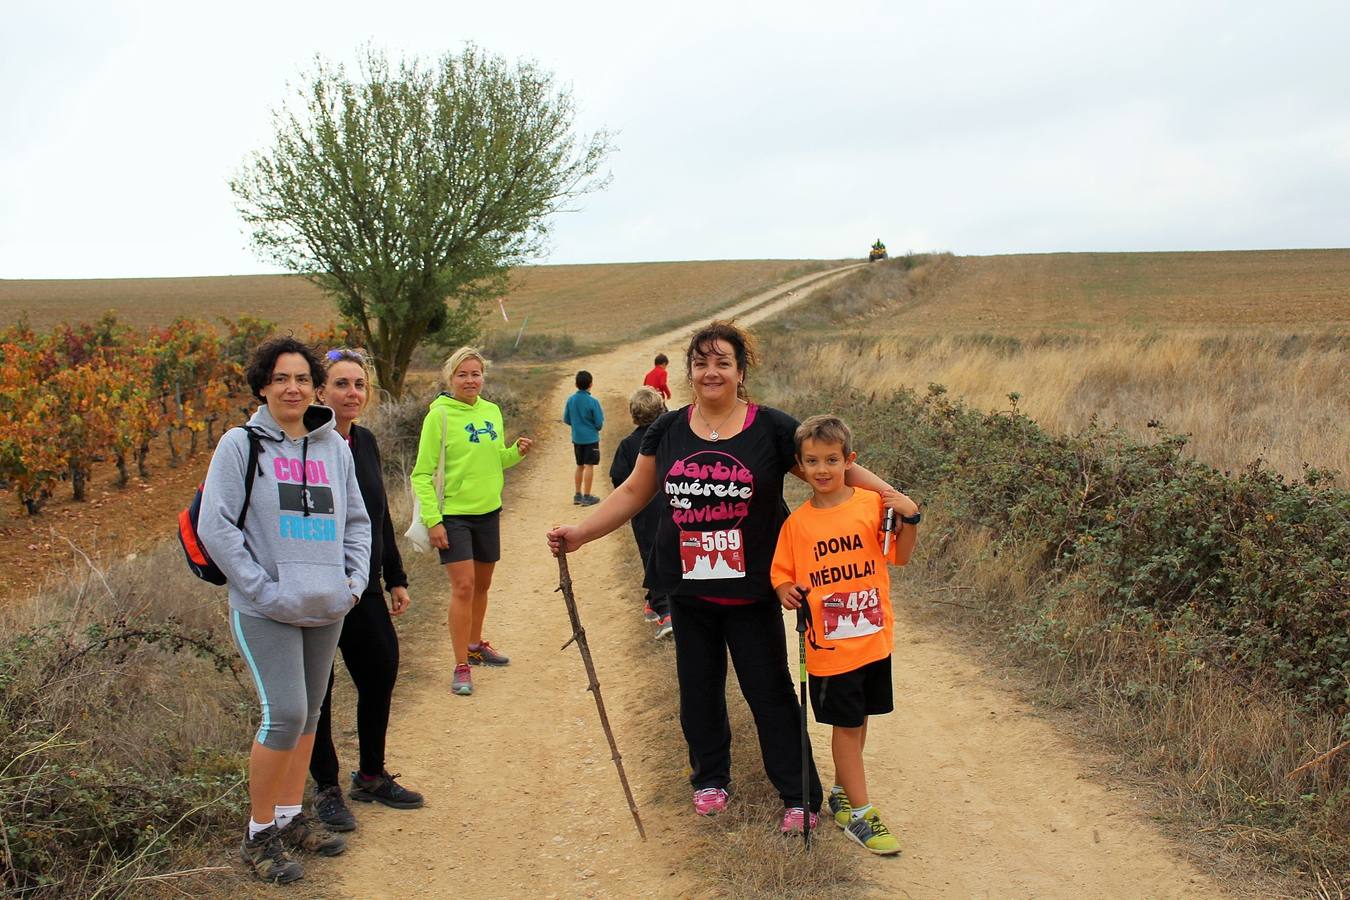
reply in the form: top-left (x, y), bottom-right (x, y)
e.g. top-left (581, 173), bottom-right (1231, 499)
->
top-left (231, 45), bottom-right (612, 397)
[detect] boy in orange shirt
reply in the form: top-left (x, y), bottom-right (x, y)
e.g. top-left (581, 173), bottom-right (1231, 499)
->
top-left (771, 415), bottom-right (919, 855)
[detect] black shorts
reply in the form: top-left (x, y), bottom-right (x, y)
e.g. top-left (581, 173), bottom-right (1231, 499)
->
top-left (437, 510), bottom-right (502, 565)
top-left (808, 656), bottom-right (893, 727)
top-left (573, 442), bottom-right (600, 466)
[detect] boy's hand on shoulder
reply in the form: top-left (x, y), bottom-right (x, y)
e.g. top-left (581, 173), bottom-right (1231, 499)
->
top-left (881, 487), bottom-right (919, 519)
top-left (775, 582), bottom-right (807, 610)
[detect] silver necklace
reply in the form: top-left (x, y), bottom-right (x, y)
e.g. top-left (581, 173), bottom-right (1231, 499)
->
top-left (696, 401), bottom-right (741, 441)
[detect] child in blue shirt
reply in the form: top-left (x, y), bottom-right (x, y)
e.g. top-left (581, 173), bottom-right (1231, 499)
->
top-left (562, 370), bottom-right (604, 505)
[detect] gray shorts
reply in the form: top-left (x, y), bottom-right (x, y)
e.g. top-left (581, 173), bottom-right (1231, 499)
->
top-left (230, 610), bottom-right (343, 750)
top-left (438, 509), bottom-right (502, 565)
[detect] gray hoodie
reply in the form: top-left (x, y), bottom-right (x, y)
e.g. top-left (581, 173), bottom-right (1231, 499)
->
top-left (199, 403), bottom-right (372, 627)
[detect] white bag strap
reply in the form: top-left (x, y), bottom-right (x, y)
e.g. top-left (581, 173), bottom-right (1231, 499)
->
top-left (433, 407), bottom-right (448, 514)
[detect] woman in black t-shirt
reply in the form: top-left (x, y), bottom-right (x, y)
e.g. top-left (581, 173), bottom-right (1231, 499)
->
top-left (548, 321), bottom-right (897, 833)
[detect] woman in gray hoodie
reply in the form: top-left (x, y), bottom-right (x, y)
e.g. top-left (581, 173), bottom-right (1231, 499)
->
top-left (199, 337), bottom-right (371, 885)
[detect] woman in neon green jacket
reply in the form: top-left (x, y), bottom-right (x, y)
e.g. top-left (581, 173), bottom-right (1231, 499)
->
top-left (411, 347), bottom-right (532, 696)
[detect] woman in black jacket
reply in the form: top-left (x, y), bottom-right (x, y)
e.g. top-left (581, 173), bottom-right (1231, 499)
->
top-left (309, 348), bottom-right (424, 831)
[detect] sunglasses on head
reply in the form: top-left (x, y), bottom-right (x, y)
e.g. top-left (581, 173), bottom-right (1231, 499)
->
top-left (326, 348), bottom-right (367, 364)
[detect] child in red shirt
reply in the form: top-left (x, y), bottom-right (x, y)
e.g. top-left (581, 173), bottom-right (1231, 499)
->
top-left (771, 415), bottom-right (919, 856)
top-left (642, 353), bottom-right (671, 400)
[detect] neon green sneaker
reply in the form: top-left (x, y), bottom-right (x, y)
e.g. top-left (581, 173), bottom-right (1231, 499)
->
top-left (844, 808), bottom-right (902, 856)
top-left (828, 786), bottom-right (852, 828)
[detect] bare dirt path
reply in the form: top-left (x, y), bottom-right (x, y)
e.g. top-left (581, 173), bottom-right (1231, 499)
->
top-left (332, 264), bottom-right (1224, 899)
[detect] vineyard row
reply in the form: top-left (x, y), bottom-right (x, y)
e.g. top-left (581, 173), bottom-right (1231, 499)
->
top-left (0, 312), bottom-right (352, 514)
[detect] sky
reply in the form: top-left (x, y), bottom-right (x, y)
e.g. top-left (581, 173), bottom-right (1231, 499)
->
top-left (2, 0), bottom-right (1348, 279)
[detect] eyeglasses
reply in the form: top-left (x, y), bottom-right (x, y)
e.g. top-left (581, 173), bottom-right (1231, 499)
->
top-left (326, 348), bottom-right (367, 364)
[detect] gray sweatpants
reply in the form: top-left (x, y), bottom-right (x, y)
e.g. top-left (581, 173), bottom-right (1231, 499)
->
top-left (230, 610), bottom-right (343, 751)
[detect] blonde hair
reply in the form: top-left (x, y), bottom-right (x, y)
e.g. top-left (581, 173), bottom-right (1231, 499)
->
top-left (629, 386), bottom-right (666, 426)
top-left (442, 347), bottom-right (488, 388)
top-left (794, 414), bottom-right (854, 457)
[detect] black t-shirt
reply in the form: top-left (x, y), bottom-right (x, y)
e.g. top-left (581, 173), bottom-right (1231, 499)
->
top-left (639, 404), bottom-right (799, 601)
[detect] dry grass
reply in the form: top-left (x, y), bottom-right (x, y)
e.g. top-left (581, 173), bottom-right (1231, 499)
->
top-left (756, 251), bottom-right (1349, 485)
top-left (894, 249), bottom-right (1350, 332)
top-left (805, 329), bottom-right (1349, 485)
top-left (0, 541), bottom-right (272, 899)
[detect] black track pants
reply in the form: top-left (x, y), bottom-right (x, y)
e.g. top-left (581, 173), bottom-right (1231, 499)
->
top-left (669, 596), bottom-right (822, 811)
top-left (310, 590), bottom-right (401, 788)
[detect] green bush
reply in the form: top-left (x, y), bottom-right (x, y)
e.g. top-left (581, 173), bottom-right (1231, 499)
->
top-left (776, 380), bottom-right (1350, 726)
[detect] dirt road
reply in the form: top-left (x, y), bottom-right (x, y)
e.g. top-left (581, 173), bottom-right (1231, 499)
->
top-left (332, 265), bottom-right (1224, 899)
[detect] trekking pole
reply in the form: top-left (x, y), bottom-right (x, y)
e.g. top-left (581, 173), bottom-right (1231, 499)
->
top-left (882, 507), bottom-right (896, 556)
top-left (796, 594), bottom-right (812, 850)
top-left (555, 551), bottom-right (647, 841)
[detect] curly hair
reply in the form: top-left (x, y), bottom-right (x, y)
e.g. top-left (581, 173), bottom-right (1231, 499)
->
top-left (685, 320), bottom-right (758, 400)
top-left (245, 336), bottom-right (325, 401)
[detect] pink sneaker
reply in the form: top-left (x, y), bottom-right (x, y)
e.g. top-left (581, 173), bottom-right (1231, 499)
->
top-left (451, 663), bottom-right (473, 696)
top-left (780, 807), bottom-right (820, 834)
top-left (692, 787), bottom-right (729, 816)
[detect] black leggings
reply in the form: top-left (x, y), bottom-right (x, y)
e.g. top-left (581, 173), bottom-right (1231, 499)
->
top-left (669, 596), bottom-right (822, 810)
top-left (310, 590), bottom-right (401, 788)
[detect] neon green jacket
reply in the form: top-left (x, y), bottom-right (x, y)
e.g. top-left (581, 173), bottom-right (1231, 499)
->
top-left (411, 393), bottom-right (523, 523)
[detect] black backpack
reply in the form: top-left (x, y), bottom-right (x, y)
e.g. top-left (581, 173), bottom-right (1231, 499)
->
top-left (178, 427), bottom-right (266, 585)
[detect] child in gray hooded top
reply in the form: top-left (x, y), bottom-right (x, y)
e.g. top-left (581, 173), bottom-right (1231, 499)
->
top-left (198, 337), bottom-right (371, 885)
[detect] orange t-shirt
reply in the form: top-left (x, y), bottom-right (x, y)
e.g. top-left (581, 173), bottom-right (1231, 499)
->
top-left (770, 488), bottom-right (897, 676)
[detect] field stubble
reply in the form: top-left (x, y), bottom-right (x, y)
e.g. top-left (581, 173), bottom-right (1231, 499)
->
top-left (762, 251), bottom-right (1350, 486)
top-left (0, 259), bottom-right (831, 344)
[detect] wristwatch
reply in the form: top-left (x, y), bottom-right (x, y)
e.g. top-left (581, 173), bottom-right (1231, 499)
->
top-left (899, 511), bottom-right (922, 526)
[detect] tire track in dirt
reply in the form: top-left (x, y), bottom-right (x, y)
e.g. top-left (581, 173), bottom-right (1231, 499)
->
top-left (331, 263), bottom-right (1224, 899)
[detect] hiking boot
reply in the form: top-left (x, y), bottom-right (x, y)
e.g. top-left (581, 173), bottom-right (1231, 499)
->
top-left (350, 770), bottom-right (425, 809)
top-left (843, 808), bottom-right (902, 855)
top-left (467, 640), bottom-right (510, 666)
top-left (692, 787), bottom-right (729, 816)
top-left (779, 807), bottom-right (820, 834)
top-left (654, 615), bottom-right (673, 640)
top-left (828, 786), bottom-right (852, 828)
top-left (451, 663), bottom-right (473, 695)
top-left (573, 492), bottom-right (584, 505)
top-left (580, 494), bottom-right (600, 506)
top-left (277, 812), bottom-right (346, 857)
top-left (314, 784), bottom-right (356, 832)
top-left (643, 602), bottom-right (660, 623)
top-left (240, 825), bottom-right (304, 884)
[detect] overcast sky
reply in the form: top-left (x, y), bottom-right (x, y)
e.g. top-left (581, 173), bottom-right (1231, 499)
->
top-left (2, 0), bottom-right (1348, 278)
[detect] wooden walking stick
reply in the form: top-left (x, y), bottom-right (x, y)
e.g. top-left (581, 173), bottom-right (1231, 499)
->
top-left (555, 551), bottom-right (647, 840)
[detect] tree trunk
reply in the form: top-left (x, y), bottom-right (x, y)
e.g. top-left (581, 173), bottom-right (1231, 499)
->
top-left (71, 462), bottom-right (87, 502)
top-left (189, 427), bottom-right (199, 457)
top-left (115, 452), bottom-right (129, 488)
top-left (166, 427), bottom-right (180, 468)
top-left (24, 488), bottom-right (48, 516)
top-left (137, 440), bottom-right (151, 478)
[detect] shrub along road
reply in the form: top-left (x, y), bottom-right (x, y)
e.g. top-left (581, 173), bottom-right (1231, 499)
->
top-left (329, 267), bottom-right (1225, 898)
